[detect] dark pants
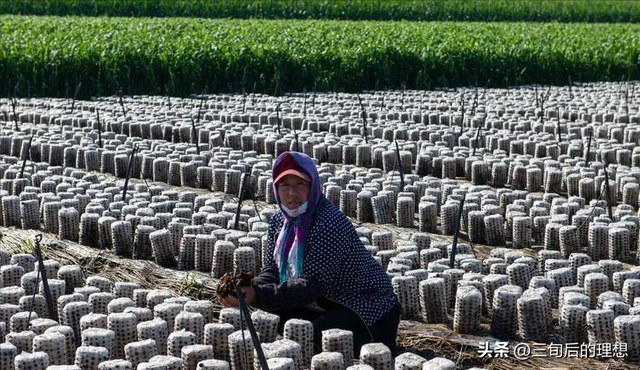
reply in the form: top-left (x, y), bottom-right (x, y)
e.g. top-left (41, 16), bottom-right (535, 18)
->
top-left (273, 298), bottom-right (402, 357)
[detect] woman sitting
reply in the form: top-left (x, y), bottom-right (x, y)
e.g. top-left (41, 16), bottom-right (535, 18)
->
top-left (218, 151), bottom-right (401, 356)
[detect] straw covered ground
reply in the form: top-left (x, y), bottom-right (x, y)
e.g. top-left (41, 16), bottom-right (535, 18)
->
top-left (0, 211), bottom-right (633, 370)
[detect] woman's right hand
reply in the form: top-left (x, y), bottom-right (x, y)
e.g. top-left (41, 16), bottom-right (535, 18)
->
top-left (217, 287), bottom-right (256, 307)
top-left (217, 294), bottom-right (238, 308)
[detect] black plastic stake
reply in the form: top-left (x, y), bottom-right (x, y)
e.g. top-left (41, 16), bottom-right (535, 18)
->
top-left (33, 234), bottom-right (57, 321)
top-left (539, 86), bottom-right (551, 125)
top-left (603, 166), bottom-right (613, 220)
top-left (190, 117), bottom-right (200, 155)
top-left (293, 126), bottom-right (300, 152)
top-left (459, 96), bottom-right (466, 136)
top-left (97, 109), bottom-right (103, 149)
top-left (395, 141), bottom-right (405, 190)
top-left (585, 128), bottom-right (593, 166)
top-left (449, 197), bottom-right (466, 269)
top-left (197, 96), bottom-right (205, 123)
top-left (472, 126), bottom-right (481, 157)
top-left (472, 85), bottom-right (479, 115)
top-left (234, 171), bottom-right (250, 230)
top-left (121, 144), bottom-right (139, 203)
top-left (358, 95), bottom-right (368, 144)
top-left (246, 177), bottom-right (263, 224)
top-left (276, 103), bottom-right (282, 135)
top-left (625, 83), bottom-right (630, 115)
top-left (232, 280), bottom-right (268, 370)
top-left (19, 132), bottom-right (35, 179)
top-left (556, 107), bottom-right (562, 142)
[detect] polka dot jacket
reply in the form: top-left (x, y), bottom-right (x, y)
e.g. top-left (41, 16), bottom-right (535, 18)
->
top-left (253, 197), bottom-right (398, 326)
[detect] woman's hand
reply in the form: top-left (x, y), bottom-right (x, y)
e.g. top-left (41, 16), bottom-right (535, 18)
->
top-left (217, 287), bottom-right (256, 307)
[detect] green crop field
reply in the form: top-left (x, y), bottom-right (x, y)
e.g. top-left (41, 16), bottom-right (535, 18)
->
top-left (1, 0), bottom-right (639, 23)
top-left (1, 16), bottom-right (638, 98)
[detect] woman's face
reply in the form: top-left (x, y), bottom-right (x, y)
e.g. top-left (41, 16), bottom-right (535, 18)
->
top-left (277, 174), bottom-right (310, 209)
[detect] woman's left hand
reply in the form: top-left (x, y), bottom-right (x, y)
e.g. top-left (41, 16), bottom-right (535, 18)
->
top-left (217, 287), bottom-right (256, 307)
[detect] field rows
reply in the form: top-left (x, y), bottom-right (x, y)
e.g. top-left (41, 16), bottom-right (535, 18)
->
top-left (1, 0), bottom-right (639, 23)
top-left (1, 16), bottom-right (639, 98)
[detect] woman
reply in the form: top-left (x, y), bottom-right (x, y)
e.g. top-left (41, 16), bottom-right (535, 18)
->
top-left (218, 151), bottom-right (401, 356)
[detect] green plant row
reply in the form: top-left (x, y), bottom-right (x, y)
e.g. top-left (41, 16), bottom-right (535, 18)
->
top-left (2, 0), bottom-right (640, 23)
top-left (1, 16), bottom-right (638, 98)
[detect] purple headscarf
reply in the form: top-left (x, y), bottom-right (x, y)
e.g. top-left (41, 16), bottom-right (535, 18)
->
top-left (272, 152), bottom-right (324, 283)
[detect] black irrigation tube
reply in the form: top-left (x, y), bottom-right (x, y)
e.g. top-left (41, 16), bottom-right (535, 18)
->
top-left (275, 103), bottom-right (282, 135)
top-left (190, 116), bottom-right (200, 155)
top-left (234, 170), bottom-right (250, 231)
top-left (19, 131), bottom-right (35, 179)
top-left (556, 107), bottom-right (562, 142)
top-left (449, 196), bottom-right (466, 269)
top-left (603, 165), bottom-right (613, 220)
top-left (394, 141), bottom-right (405, 191)
top-left (358, 95), bottom-right (368, 144)
top-left (96, 109), bottom-right (103, 149)
top-left (121, 144), bottom-right (139, 203)
top-left (233, 279), bottom-right (268, 370)
top-left (33, 234), bottom-right (57, 322)
top-left (585, 128), bottom-right (593, 166)
top-left (472, 126), bottom-right (482, 157)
